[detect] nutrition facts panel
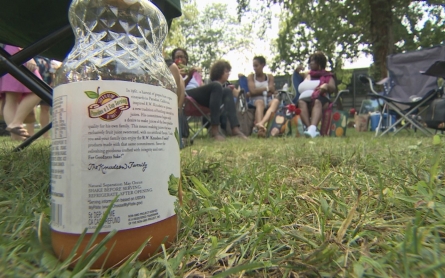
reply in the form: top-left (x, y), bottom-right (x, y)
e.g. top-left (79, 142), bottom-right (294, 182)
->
top-left (53, 96), bottom-right (67, 139)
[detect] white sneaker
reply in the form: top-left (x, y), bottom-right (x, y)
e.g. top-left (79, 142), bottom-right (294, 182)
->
top-left (304, 130), bottom-right (320, 138)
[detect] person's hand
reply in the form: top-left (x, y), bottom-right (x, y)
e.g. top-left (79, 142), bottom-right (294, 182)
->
top-left (295, 64), bottom-right (304, 73)
top-left (179, 67), bottom-right (187, 77)
top-left (320, 84), bottom-right (329, 93)
top-left (232, 86), bottom-right (241, 97)
top-left (25, 59), bottom-right (37, 72)
top-left (186, 67), bottom-right (197, 79)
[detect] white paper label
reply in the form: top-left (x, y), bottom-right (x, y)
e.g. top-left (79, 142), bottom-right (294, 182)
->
top-left (50, 80), bottom-right (180, 233)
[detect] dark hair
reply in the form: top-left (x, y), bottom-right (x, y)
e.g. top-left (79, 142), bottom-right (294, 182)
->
top-left (210, 60), bottom-right (232, 81)
top-left (253, 56), bottom-right (266, 65)
top-left (309, 51), bottom-right (327, 69)
top-left (171, 48), bottom-right (189, 64)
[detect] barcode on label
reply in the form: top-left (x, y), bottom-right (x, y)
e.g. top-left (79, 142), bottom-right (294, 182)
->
top-left (51, 202), bottom-right (63, 226)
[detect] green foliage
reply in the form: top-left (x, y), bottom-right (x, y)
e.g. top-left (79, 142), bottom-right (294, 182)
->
top-left (165, 0), bottom-right (255, 78)
top-left (239, 0), bottom-right (445, 79)
top-left (334, 68), bottom-right (353, 91)
top-left (164, 18), bottom-right (186, 53)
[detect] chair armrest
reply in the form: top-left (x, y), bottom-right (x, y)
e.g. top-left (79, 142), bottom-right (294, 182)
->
top-left (359, 75), bottom-right (381, 95)
top-left (332, 90), bottom-right (349, 104)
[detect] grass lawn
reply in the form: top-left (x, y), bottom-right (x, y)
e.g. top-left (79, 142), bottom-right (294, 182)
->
top-left (0, 130), bottom-right (444, 277)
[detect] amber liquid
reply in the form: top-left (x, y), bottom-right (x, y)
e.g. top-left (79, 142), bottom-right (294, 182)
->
top-left (51, 0), bottom-right (180, 269)
top-left (51, 215), bottom-right (177, 269)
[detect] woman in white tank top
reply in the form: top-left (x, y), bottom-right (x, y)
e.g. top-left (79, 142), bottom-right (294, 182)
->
top-left (246, 56), bottom-right (281, 137)
top-left (296, 52), bottom-right (336, 138)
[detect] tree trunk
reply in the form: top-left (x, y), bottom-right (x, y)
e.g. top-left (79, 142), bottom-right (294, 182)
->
top-left (368, 0), bottom-right (394, 79)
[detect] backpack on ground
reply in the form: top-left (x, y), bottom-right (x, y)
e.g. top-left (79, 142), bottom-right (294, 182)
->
top-left (424, 98), bottom-right (445, 130)
top-left (266, 104), bottom-right (304, 137)
top-left (226, 91), bottom-right (255, 136)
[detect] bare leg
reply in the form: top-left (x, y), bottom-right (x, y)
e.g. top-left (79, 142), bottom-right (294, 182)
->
top-left (3, 92), bottom-right (24, 140)
top-left (25, 122), bottom-right (35, 136)
top-left (310, 99), bottom-right (323, 126)
top-left (0, 98), bottom-right (3, 117)
top-left (3, 92), bottom-right (20, 126)
top-left (39, 105), bottom-right (51, 139)
top-left (8, 93), bottom-right (41, 128)
top-left (254, 99), bottom-right (265, 124)
top-left (24, 106), bottom-right (36, 136)
top-left (256, 99), bottom-right (280, 127)
top-left (298, 100), bottom-right (311, 127)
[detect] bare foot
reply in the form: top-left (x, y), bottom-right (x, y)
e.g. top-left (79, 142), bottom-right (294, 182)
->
top-left (10, 133), bottom-right (26, 141)
top-left (257, 128), bottom-right (266, 138)
top-left (211, 134), bottom-right (226, 141)
top-left (256, 123), bottom-right (266, 131)
top-left (233, 131), bottom-right (248, 140)
top-left (210, 126), bottom-right (225, 141)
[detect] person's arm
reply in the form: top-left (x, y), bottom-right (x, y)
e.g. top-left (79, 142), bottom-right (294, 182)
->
top-left (320, 77), bottom-right (336, 94)
top-left (169, 63), bottom-right (185, 108)
top-left (247, 74), bottom-right (268, 96)
top-left (232, 86), bottom-right (241, 97)
top-left (25, 58), bottom-right (38, 72)
top-left (267, 74), bottom-right (276, 95)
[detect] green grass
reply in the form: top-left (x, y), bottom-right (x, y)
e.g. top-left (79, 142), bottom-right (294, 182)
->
top-left (1, 130), bottom-right (445, 277)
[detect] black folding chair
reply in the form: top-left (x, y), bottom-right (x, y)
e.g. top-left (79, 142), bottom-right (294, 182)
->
top-left (0, 0), bottom-right (181, 151)
top-left (359, 44), bottom-right (445, 136)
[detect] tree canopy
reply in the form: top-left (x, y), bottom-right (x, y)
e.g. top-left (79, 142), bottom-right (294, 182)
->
top-left (239, 0), bottom-right (445, 79)
top-left (165, 0), bottom-right (255, 78)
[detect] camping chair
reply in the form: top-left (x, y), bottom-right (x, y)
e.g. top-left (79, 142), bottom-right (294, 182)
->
top-left (182, 71), bottom-right (221, 143)
top-left (359, 44), bottom-right (445, 137)
top-left (183, 94), bottom-right (212, 144)
top-left (319, 89), bottom-right (349, 136)
top-left (291, 71), bottom-right (349, 136)
top-left (183, 72), bottom-right (225, 143)
top-left (0, 0), bottom-right (181, 151)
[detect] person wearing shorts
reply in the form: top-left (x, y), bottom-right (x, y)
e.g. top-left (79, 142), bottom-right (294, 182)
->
top-left (296, 51), bottom-right (336, 138)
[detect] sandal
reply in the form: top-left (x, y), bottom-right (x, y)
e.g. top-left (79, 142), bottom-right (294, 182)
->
top-left (257, 127), bottom-right (266, 138)
top-left (6, 126), bottom-right (30, 138)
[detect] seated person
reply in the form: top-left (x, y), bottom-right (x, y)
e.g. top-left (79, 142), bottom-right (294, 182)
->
top-left (164, 58), bottom-right (185, 108)
top-left (172, 48), bottom-right (247, 141)
top-left (171, 48), bottom-right (201, 90)
top-left (246, 56), bottom-right (279, 137)
top-left (297, 51), bottom-right (336, 138)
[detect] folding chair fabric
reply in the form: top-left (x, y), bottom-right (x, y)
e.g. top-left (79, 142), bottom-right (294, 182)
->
top-left (0, 0), bottom-right (182, 61)
top-left (238, 75), bottom-right (249, 94)
top-left (182, 94), bottom-right (221, 142)
top-left (183, 96), bottom-right (211, 117)
top-left (386, 44), bottom-right (445, 101)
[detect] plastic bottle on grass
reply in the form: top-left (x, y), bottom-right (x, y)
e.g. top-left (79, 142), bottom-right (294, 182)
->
top-left (283, 83), bottom-right (288, 91)
top-left (51, 0), bottom-right (180, 269)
